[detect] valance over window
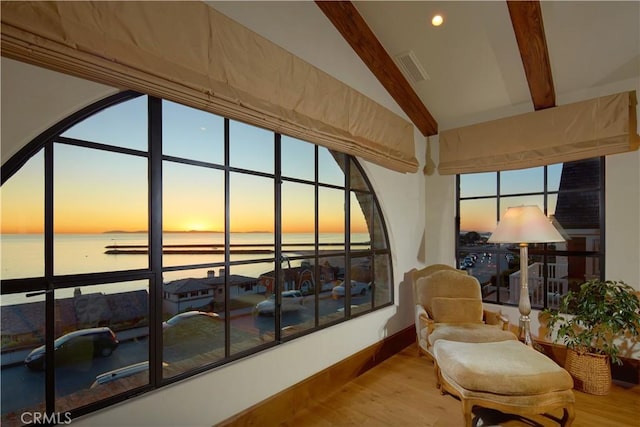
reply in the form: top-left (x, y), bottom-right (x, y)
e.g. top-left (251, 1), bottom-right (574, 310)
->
top-left (438, 91), bottom-right (639, 175)
top-left (1, 1), bottom-right (417, 173)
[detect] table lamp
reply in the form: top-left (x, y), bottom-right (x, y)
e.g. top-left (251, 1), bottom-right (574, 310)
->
top-left (488, 205), bottom-right (565, 347)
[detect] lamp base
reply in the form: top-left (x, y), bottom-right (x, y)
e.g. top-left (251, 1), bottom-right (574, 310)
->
top-left (518, 315), bottom-right (533, 347)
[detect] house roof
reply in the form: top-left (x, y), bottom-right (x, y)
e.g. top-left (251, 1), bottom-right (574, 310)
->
top-left (554, 158), bottom-right (601, 230)
top-left (164, 275), bottom-right (257, 294)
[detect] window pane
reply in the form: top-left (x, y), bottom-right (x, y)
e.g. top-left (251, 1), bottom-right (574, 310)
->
top-left (1, 292), bottom-right (46, 425)
top-left (230, 263), bottom-right (274, 354)
top-left (548, 163), bottom-right (563, 192)
top-left (373, 253), bottom-right (392, 308)
top-left (1, 151), bottom-right (44, 279)
top-left (473, 246), bottom-right (518, 304)
top-left (350, 191), bottom-right (371, 252)
top-left (459, 172), bottom-right (496, 198)
top-left (54, 144), bottom-right (148, 274)
top-left (61, 95), bottom-right (147, 151)
top-left (283, 257), bottom-right (317, 337)
top-left (281, 136), bottom-right (314, 181)
top-left (318, 256), bottom-right (345, 326)
top-left (279, 258), bottom-right (313, 338)
top-left (318, 148), bottom-right (344, 187)
top-left (282, 181), bottom-right (315, 237)
top-left (162, 269), bottom-right (224, 378)
top-left (372, 204), bottom-right (388, 250)
top-left (459, 198), bottom-right (496, 238)
top-left (558, 158), bottom-right (601, 191)
top-left (554, 190), bottom-right (601, 237)
top-left (162, 100), bottom-right (224, 164)
top-left (564, 253), bottom-right (601, 287)
top-left (548, 194), bottom-right (558, 220)
top-left (53, 281), bottom-right (149, 413)
top-left (229, 121), bottom-right (273, 174)
top-left (349, 158), bottom-right (368, 192)
top-left (500, 166), bottom-right (544, 195)
top-left (163, 162), bottom-right (225, 267)
top-left (319, 187), bottom-right (344, 245)
top-left (229, 173), bottom-right (274, 261)
top-left (349, 256), bottom-right (373, 315)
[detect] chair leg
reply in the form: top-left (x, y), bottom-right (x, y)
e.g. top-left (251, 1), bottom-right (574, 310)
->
top-left (433, 361), bottom-right (441, 389)
top-left (461, 400), bottom-right (474, 427)
top-left (561, 405), bottom-right (575, 427)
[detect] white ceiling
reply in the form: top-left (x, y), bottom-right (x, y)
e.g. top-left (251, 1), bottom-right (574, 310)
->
top-left (213, 1), bottom-right (640, 131)
top-left (356, 1), bottom-right (640, 130)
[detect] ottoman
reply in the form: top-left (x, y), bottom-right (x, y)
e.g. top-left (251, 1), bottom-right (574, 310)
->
top-left (433, 340), bottom-right (575, 427)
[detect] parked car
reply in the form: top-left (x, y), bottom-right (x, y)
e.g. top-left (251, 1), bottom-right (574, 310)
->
top-left (90, 361), bottom-right (169, 388)
top-left (255, 290), bottom-right (304, 315)
top-left (162, 311), bottom-right (220, 329)
top-left (163, 311), bottom-right (223, 362)
top-left (331, 280), bottom-right (370, 298)
top-left (24, 327), bottom-right (119, 370)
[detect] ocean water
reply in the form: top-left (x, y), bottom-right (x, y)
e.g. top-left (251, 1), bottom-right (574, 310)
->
top-left (0, 232), bottom-right (368, 305)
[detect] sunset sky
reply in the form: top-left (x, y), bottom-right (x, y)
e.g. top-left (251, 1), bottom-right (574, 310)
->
top-left (0, 97), bottom-right (366, 234)
top-left (1, 95), bottom-right (560, 235)
top-left (459, 165), bottom-right (561, 233)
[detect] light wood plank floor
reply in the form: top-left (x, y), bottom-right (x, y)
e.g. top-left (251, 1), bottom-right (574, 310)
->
top-left (285, 343), bottom-right (640, 427)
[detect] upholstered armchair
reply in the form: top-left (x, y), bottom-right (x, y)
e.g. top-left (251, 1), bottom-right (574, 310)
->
top-left (411, 264), bottom-right (465, 354)
top-left (414, 269), bottom-right (516, 358)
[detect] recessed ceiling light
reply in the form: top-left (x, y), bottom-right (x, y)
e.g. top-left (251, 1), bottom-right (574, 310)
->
top-left (431, 14), bottom-right (444, 27)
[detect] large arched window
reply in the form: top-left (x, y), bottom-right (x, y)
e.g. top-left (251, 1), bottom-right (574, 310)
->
top-left (0, 92), bottom-right (393, 424)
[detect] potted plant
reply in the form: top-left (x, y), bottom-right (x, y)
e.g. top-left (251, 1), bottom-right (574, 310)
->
top-left (544, 279), bottom-right (640, 395)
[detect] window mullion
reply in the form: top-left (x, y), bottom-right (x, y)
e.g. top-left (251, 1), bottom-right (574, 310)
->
top-left (148, 96), bottom-right (163, 387)
top-left (44, 142), bottom-right (55, 415)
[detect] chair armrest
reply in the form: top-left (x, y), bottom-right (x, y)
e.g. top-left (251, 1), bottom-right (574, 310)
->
top-left (483, 309), bottom-right (510, 331)
top-left (416, 305), bottom-right (435, 335)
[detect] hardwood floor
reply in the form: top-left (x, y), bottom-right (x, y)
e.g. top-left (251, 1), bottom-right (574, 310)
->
top-left (284, 343), bottom-right (640, 427)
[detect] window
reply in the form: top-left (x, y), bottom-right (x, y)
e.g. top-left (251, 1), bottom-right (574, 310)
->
top-left (0, 92), bottom-right (393, 425)
top-left (457, 159), bottom-right (604, 310)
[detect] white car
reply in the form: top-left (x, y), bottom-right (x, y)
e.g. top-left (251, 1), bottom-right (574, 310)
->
top-left (162, 311), bottom-right (220, 329)
top-left (91, 361), bottom-right (169, 388)
top-left (255, 290), bottom-right (304, 315)
top-left (331, 280), bottom-right (370, 298)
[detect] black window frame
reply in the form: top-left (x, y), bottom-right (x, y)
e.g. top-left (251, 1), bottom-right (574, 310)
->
top-left (455, 159), bottom-right (606, 309)
top-left (0, 90), bottom-right (394, 423)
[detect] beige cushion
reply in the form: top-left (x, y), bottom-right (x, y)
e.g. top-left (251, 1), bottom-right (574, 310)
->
top-left (417, 270), bottom-right (482, 318)
top-left (434, 340), bottom-right (574, 396)
top-left (411, 264), bottom-right (465, 305)
top-left (428, 323), bottom-right (516, 347)
top-left (431, 297), bottom-right (483, 323)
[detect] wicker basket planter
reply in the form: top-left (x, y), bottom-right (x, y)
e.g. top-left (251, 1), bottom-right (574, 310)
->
top-left (564, 348), bottom-right (611, 395)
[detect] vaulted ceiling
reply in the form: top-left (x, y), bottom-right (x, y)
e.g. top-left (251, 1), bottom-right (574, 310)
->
top-left (316, 1), bottom-right (638, 135)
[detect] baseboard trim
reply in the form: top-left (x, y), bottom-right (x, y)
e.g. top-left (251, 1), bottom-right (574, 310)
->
top-left (216, 325), bottom-right (416, 426)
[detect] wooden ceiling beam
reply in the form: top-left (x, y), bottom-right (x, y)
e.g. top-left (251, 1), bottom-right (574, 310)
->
top-left (315, 1), bottom-right (438, 136)
top-left (507, 0), bottom-right (556, 110)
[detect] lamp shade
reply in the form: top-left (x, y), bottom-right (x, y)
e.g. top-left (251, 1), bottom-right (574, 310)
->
top-left (488, 205), bottom-right (565, 244)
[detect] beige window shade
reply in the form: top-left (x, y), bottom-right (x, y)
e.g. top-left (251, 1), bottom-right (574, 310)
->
top-left (438, 91), bottom-right (639, 175)
top-left (0, 1), bottom-right (417, 173)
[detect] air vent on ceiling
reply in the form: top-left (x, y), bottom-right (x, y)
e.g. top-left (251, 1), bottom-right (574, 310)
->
top-left (395, 50), bottom-right (430, 84)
